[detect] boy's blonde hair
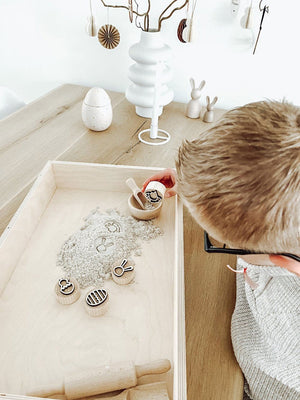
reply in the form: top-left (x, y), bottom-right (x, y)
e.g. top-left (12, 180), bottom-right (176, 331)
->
top-left (176, 100), bottom-right (300, 254)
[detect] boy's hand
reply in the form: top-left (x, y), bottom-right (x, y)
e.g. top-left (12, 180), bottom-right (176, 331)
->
top-left (141, 168), bottom-right (177, 198)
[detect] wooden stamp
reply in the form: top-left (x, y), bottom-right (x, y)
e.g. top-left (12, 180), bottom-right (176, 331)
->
top-left (144, 181), bottom-right (166, 204)
top-left (85, 288), bottom-right (109, 317)
top-left (55, 277), bottom-right (81, 305)
top-left (111, 259), bottom-right (135, 285)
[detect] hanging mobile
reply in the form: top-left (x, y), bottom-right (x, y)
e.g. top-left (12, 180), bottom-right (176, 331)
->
top-left (253, 0), bottom-right (269, 55)
top-left (86, 0), bottom-right (97, 37)
top-left (98, 8), bottom-right (120, 49)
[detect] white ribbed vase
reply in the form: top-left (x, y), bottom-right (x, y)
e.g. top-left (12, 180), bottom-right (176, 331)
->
top-left (125, 30), bottom-right (174, 118)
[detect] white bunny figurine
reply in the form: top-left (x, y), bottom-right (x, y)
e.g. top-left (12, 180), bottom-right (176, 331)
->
top-left (186, 78), bottom-right (206, 119)
top-left (203, 96), bottom-right (218, 123)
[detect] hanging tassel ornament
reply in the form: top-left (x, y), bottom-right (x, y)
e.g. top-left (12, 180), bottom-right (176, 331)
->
top-left (86, 0), bottom-right (97, 36)
top-left (240, 0), bottom-right (254, 30)
top-left (128, 0), bottom-right (133, 23)
top-left (226, 264), bottom-right (258, 290)
top-left (86, 16), bottom-right (97, 36)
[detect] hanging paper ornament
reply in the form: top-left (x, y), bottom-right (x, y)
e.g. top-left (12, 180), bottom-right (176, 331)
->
top-left (177, 19), bottom-right (187, 42)
top-left (98, 24), bottom-right (120, 49)
top-left (177, 0), bottom-right (197, 43)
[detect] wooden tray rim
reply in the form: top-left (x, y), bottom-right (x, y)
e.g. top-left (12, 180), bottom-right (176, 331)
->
top-left (0, 160), bottom-right (186, 400)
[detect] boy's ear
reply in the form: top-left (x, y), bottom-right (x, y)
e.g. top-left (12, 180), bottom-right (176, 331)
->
top-left (269, 255), bottom-right (300, 276)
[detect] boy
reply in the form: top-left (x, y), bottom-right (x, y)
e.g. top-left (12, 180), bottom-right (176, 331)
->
top-left (142, 100), bottom-right (300, 399)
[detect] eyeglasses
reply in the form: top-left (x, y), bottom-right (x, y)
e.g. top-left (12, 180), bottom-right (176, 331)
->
top-left (204, 231), bottom-right (300, 262)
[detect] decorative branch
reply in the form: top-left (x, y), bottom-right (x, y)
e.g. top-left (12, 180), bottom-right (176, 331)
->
top-left (158, 0), bottom-right (189, 31)
top-left (144, 14), bottom-right (149, 31)
top-left (99, 0), bottom-right (151, 18)
top-left (99, 0), bottom-right (189, 32)
top-left (133, 0), bottom-right (150, 31)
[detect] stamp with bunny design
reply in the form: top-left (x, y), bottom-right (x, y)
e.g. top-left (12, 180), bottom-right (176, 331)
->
top-left (111, 258), bottom-right (135, 285)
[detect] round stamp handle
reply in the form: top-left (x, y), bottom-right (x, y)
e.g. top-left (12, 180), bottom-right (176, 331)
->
top-left (135, 359), bottom-right (171, 378)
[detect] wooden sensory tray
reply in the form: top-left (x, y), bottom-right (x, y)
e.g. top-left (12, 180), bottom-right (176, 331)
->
top-left (0, 161), bottom-right (186, 400)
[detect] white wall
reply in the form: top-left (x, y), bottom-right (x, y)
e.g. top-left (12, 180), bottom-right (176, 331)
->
top-left (1, 0), bottom-right (299, 109)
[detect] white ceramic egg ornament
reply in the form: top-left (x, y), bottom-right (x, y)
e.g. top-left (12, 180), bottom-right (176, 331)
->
top-left (82, 87), bottom-right (112, 131)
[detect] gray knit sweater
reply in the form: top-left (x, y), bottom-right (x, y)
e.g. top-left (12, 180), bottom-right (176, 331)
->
top-left (231, 258), bottom-right (300, 400)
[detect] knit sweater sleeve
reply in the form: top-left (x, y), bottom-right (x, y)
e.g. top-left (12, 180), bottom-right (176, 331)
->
top-left (231, 258), bottom-right (300, 400)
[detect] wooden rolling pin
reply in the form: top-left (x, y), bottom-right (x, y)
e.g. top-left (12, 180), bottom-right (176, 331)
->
top-left (27, 359), bottom-right (171, 399)
top-left (1, 382), bottom-right (169, 400)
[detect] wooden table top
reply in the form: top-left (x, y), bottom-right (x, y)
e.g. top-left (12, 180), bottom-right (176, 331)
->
top-left (0, 84), bottom-right (243, 399)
